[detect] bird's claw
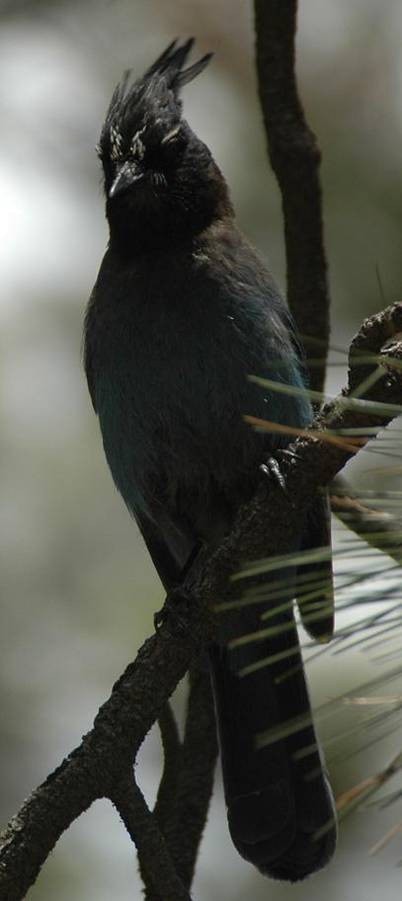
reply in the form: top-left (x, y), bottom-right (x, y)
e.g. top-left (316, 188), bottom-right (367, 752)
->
top-left (280, 447), bottom-right (303, 463)
top-left (154, 587), bottom-right (193, 636)
top-left (260, 446), bottom-right (301, 495)
top-left (153, 606), bottom-right (165, 631)
top-left (260, 456), bottom-right (287, 493)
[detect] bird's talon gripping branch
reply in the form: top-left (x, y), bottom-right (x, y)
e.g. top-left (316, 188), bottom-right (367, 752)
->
top-left (154, 587), bottom-right (193, 637)
top-left (260, 456), bottom-right (287, 493)
top-left (280, 447), bottom-right (303, 462)
top-left (153, 606), bottom-right (165, 632)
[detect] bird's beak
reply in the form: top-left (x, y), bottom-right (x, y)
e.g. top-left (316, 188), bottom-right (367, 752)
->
top-left (108, 161), bottom-right (144, 199)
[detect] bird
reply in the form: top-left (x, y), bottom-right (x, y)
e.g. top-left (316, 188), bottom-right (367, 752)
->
top-left (84, 39), bottom-right (337, 881)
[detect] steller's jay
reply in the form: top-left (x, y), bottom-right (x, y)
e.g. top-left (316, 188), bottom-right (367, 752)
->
top-left (84, 40), bottom-right (337, 881)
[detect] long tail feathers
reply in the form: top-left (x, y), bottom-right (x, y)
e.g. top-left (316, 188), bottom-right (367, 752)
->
top-left (210, 592), bottom-right (337, 881)
top-left (296, 493), bottom-right (334, 642)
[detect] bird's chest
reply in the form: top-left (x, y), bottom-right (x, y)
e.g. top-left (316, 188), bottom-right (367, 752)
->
top-left (90, 281), bottom-right (266, 515)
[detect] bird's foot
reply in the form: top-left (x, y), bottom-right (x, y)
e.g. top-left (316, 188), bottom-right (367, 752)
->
top-left (260, 447), bottom-right (301, 495)
top-left (154, 586), bottom-right (193, 636)
top-left (260, 458), bottom-right (286, 492)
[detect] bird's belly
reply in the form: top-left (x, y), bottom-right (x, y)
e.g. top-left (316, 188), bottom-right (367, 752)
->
top-left (93, 295), bottom-right (311, 529)
top-left (95, 342), bottom-right (265, 525)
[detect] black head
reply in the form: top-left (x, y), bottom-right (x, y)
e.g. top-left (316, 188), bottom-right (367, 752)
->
top-left (98, 39), bottom-right (233, 255)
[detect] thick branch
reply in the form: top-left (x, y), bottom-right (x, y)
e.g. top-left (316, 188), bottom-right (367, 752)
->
top-left (254, 0), bottom-right (330, 392)
top-left (1, 303), bottom-right (401, 900)
top-left (0, 620), bottom-right (208, 901)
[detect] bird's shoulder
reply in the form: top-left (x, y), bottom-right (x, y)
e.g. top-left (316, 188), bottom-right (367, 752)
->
top-left (192, 219), bottom-right (304, 360)
top-left (83, 220), bottom-right (306, 409)
top-left (86, 219), bottom-right (287, 325)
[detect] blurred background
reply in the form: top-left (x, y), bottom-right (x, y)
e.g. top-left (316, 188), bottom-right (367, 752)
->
top-left (1, 0), bottom-right (402, 898)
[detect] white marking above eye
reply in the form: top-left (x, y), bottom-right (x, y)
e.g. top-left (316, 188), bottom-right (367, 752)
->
top-left (161, 124), bottom-right (181, 145)
top-left (130, 126), bottom-right (147, 160)
top-left (109, 125), bottom-right (123, 161)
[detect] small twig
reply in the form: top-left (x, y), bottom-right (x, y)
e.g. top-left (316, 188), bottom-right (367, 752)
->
top-left (112, 774), bottom-right (192, 901)
top-left (154, 702), bottom-right (182, 834)
top-left (254, 0), bottom-right (330, 393)
top-left (141, 702), bottom-right (183, 901)
top-left (169, 667), bottom-right (218, 889)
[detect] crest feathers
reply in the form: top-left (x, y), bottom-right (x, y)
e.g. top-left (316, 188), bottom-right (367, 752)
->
top-left (144, 38), bottom-right (212, 93)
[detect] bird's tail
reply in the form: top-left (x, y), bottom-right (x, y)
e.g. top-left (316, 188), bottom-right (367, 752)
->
top-left (209, 590), bottom-right (337, 881)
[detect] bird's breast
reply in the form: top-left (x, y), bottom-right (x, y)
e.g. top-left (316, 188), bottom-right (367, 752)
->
top-left (87, 252), bottom-right (311, 524)
top-left (92, 295), bottom-right (269, 520)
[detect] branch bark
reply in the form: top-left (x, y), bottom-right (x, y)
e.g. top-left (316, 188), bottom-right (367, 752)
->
top-left (146, 670), bottom-right (218, 900)
top-left (154, 702), bottom-right (182, 836)
top-left (112, 776), bottom-right (193, 901)
top-left (254, 2), bottom-right (402, 563)
top-left (254, 0), bottom-right (330, 393)
top-left (0, 620), bottom-right (208, 901)
top-left (168, 667), bottom-right (218, 889)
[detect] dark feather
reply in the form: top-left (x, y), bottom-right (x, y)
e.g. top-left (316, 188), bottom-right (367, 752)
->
top-left (296, 494), bottom-right (334, 641)
top-left (143, 37), bottom-right (212, 91)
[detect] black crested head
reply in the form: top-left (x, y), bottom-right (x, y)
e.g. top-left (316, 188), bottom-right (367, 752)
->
top-left (98, 39), bottom-right (233, 256)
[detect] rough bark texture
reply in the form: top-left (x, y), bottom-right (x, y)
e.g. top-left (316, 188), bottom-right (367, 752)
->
top-left (145, 669), bottom-right (218, 900)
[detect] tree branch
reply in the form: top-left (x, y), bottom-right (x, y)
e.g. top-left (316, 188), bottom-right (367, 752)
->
top-left (254, 0), bottom-right (402, 573)
top-left (146, 672), bottom-right (218, 900)
top-left (254, 0), bottom-right (330, 393)
top-left (0, 618), bottom-right (208, 901)
top-left (168, 667), bottom-right (218, 889)
top-left (154, 702), bottom-right (182, 836)
top-left (112, 774), bottom-right (193, 901)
